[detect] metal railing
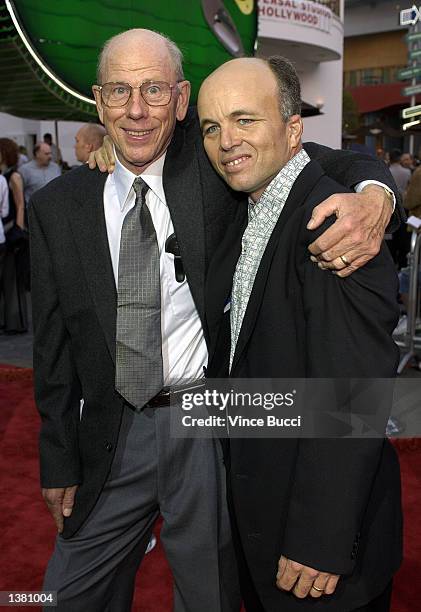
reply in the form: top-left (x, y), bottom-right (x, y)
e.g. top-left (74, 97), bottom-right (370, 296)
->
top-left (395, 224), bottom-right (421, 373)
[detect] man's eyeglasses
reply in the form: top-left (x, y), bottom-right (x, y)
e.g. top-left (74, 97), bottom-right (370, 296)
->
top-left (93, 81), bottom-right (181, 108)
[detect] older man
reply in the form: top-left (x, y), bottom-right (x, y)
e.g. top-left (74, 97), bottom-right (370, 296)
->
top-left (30, 28), bottom-right (240, 612)
top-left (20, 142), bottom-right (61, 203)
top-left (74, 124), bottom-right (107, 164)
top-left (200, 57), bottom-right (401, 612)
top-left (30, 27), bottom-right (401, 612)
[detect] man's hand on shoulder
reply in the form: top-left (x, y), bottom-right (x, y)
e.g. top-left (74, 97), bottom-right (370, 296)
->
top-left (276, 555), bottom-right (340, 599)
top-left (42, 485), bottom-right (78, 533)
top-left (306, 185), bottom-right (394, 278)
top-left (87, 135), bottom-right (116, 173)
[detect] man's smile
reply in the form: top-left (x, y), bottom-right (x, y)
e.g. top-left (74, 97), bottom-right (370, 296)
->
top-left (222, 154), bottom-right (251, 171)
top-left (121, 127), bottom-right (154, 139)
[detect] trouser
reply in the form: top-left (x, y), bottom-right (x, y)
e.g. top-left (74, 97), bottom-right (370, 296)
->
top-left (43, 403), bottom-right (240, 612)
top-left (0, 246), bottom-right (28, 332)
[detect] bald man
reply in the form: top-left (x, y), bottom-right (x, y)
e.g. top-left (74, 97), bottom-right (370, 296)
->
top-left (20, 143), bottom-right (61, 203)
top-left (30, 28), bottom-right (240, 612)
top-left (200, 56), bottom-right (402, 612)
top-left (30, 27), bottom-right (402, 612)
top-left (74, 124), bottom-right (106, 164)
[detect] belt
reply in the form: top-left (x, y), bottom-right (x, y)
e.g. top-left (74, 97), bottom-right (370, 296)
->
top-left (144, 379), bottom-right (205, 408)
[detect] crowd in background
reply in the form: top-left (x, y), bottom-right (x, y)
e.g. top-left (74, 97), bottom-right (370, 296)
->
top-left (376, 148), bottom-right (421, 335)
top-left (0, 125), bottom-right (105, 335)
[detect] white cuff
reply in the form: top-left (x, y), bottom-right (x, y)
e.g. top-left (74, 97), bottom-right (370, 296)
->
top-left (354, 180), bottom-right (396, 211)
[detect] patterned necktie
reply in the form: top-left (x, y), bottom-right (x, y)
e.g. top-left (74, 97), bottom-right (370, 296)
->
top-left (115, 177), bottom-right (163, 411)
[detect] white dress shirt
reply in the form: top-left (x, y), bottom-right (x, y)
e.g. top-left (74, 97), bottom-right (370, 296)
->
top-left (103, 152), bottom-right (207, 386)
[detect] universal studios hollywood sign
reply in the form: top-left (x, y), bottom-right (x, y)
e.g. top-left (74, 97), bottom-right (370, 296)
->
top-left (258, 0), bottom-right (332, 33)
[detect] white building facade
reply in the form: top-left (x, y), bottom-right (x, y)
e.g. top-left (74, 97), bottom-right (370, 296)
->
top-left (257, 0), bottom-right (345, 148)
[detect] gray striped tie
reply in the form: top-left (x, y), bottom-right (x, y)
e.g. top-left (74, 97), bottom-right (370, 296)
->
top-left (115, 177), bottom-right (163, 411)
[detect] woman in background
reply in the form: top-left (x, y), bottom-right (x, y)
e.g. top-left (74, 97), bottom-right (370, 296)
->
top-left (0, 173), bottom-right (9, 298)
top-left (0, 138), bottom-right (28, 334)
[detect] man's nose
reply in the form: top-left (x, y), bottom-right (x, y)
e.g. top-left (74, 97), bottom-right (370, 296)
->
top-left (220, 126), bottom-right (240, 151)
top-left (126, 88), bottom-right (149, 119)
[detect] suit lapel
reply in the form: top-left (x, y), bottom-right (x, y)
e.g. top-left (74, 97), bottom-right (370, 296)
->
top-left (205, 207), bottom-right (247, 361)
top-left (231, 161), bottom-right (325, 372)
top-left (69, 167), bottom-right (117, 364)
top-left (163, 123), bottom-right (206, 321)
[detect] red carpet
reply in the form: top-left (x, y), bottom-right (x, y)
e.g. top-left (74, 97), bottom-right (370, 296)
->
top-left (0, 366), bottom-right (419, 611)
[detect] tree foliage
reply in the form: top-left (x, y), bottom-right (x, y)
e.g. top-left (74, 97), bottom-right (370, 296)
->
top-left (342, 89), bottom-right (361, 134)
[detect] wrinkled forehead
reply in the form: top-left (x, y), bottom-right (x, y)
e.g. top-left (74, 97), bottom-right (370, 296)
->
top-left (198, 68), bottom-right (278, 119)
top-left (102, 37), bottom-right (175, 82)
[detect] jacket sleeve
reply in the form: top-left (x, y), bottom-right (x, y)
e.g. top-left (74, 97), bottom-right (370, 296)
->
top-left (281, 211), bottom-right (400, 575)
top-left (29, 197), bottom-right (82, 488)
top-left (303, 141), bottom-right (403, 231)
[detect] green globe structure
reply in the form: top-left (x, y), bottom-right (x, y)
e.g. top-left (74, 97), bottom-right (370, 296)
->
top-left (0, 0), bottom-right (257, 120)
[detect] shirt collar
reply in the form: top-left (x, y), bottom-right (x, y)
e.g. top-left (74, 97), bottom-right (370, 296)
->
top-left (248, 148), bottom-right (310, 219)
top-left (112, 147), bottom-right (167, 211)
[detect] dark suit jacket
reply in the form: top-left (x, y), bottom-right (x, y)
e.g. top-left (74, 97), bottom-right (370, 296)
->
top-left (29, 108), bottom-right (402, 539)
top-left (206, 160), bottom-right (402, 611)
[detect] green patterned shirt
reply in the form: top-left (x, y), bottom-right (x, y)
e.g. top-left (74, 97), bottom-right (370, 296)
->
top-left (230, 148), bottom-right (311, 370)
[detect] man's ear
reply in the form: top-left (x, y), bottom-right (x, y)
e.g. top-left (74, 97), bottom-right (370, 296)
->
top-left (176, 81), bottom-right (191, 122)
top-left (92, 86), bottom-right (105, 125)
top-left (288, 115), bottom-right (303, 148)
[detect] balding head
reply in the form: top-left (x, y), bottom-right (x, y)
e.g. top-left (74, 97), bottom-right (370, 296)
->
top-left (198, 56), bottom-right (303, 201)
top-left (200, 56), bottom-right (301, 123)
top-left (97, 28), bottom-right (184, 84)
top-left (75, 124), bottom-right (107, 163)
top-left (91, 28), bottom-right (190, 174)
top-left (34, 142), bottom-right (52, 167)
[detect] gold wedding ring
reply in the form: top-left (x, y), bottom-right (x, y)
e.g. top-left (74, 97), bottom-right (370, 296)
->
top-left (340, 254), bottom-right (349, 266)
top-left (311, 585), bottom-right (324, 592)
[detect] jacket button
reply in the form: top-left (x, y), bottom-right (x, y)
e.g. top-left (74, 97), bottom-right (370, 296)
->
top-left (248, 533), bottom-right (261, 540)
top-left (235, 473), bottom-right (248, 479)
top-left (105, 442), bottom-right (113, 452)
